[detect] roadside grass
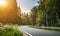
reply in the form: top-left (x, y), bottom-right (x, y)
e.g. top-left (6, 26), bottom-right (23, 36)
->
top-left (0, 23), bottom-right (23, 36)
top-left (29, 25), bottom-right (60, 32)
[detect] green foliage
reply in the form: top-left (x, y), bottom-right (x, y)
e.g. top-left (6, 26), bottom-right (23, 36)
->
top-left (30, 0), bottom-right (60, 27)
top-left (0, 23), bottom-right (23, 36)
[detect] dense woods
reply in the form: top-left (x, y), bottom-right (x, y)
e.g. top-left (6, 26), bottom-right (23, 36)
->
top-left (29, 0), bottom-right (60, 27)
top-left (20, 0), bottom-right (60, 27)
top-left (0, 0), bottom-right (60, 27)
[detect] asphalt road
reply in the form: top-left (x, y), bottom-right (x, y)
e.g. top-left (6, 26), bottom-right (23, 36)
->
top-left (19, 26), bottom-right (60, 36)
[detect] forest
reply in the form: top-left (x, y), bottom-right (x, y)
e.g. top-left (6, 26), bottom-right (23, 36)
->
top-left (20, 0), bottom-right (60, 27)
top-left (0, 0), bottom-right (60, 27)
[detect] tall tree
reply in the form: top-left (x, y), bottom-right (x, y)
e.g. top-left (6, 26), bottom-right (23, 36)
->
top-left (31, 6), bottom-right (38, 25)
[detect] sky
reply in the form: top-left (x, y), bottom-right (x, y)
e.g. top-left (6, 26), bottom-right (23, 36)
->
top-left (17, 0), bottom-right (38, 15)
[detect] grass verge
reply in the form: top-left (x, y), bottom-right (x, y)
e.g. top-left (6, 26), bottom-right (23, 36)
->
top-left (0, 23), bottom-right (23, 36)
top-left (29, 25), bottom-right (60, 32)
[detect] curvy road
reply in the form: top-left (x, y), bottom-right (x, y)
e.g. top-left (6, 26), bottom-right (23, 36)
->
top-left (19, 26), bottom-right (60, 36)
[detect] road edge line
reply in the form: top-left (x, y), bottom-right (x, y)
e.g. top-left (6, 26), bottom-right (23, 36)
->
top-left (20, 29), bottom-right (32, 36)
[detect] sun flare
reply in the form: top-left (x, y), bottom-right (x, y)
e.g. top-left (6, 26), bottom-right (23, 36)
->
top-left (0, 0), bottom-right (7, 6)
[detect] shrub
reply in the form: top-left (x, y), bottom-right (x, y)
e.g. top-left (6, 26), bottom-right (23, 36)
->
top-left (0, 23), bottom-right (23, 36)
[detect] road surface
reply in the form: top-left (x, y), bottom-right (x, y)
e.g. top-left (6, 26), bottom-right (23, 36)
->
top-left (19, 26), bottom-right (60, 36)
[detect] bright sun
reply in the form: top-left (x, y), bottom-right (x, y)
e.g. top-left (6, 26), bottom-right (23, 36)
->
top-left (0, 0), bottom-right (7, 6)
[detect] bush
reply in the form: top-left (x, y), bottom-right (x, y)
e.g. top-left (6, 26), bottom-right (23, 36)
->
top-left (0, 23), bottom-right (23, 36)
